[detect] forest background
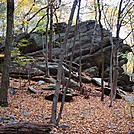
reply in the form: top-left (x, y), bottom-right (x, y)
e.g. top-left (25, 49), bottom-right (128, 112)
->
top-left (0, 0), bottom-right (133, 133)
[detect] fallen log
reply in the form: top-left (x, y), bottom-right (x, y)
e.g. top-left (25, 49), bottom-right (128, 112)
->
top-left (0, 122), bottom-right (51, 134)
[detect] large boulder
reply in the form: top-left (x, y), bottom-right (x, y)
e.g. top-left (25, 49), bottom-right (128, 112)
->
top-left (45, 93), bottom-right (73, 102)
top-left (12, 20), bottom-right (132, 91)
top-left (14, 32), bottom-right (45, 54)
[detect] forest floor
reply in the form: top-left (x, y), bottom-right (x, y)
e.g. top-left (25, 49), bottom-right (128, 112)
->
top-left (0, 78), bottom-right (134, 134)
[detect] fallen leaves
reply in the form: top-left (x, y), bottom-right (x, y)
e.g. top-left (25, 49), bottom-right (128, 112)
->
top-left (0, 78), bottom-right (133, 133)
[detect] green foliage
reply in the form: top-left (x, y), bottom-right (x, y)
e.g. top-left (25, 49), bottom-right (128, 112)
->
top-left (0, 2), bottom-right (6, 18)
top-left (125, 72), bottom-right (134, 77)
top-left (39, 9), bottom-right (46, 16)
top-left (11, 47), bottom-right (34, 66)
top-left (17, 39), bottom-right (29, 47)
top-left (34, 9), bottom-right (48, 33)
top-left (11, 48), bottom-right (20, 57)
top-left (118, 51), bottom-right (134, 61)
top-left (14, 56), bottom-right (34, 66)
top-left (0, 36), bottom-right (5, 42)
top-left (118, 51), bottom-right (129, 58)
top-left (36, 26), bottom-right (46, 33)
top-left (0, 2), bottom-right (6, 35)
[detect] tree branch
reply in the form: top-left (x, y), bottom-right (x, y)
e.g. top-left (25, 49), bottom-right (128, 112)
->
top-left (29, 14), bottom-right (47, 33)
top-left (27, 6), bottom-right (48, 21)
top-left (24, 2), bottom-right (35, 19)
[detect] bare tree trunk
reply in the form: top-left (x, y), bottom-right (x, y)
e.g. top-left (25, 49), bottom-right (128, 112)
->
top-left (97, 0), bottom-right (104, 101)
top-left (109, 32), bottom-right (114, 107)
top-left (45, 3), bottom-right (50, 77)
top-left (79, 24), bottom-right (82, 94)
top-left (0, 0), bottom-right (14, 107)
top-left (56, 0), bottom-right (81, 125)
top-left (50, 0), bottom-right (78, 125)
top-left (49, 0), bottom-right (53, 59)
top-left (110, 0), bottom-right (123, 107)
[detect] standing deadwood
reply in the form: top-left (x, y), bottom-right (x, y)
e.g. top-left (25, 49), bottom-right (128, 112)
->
top-left (50, 0), bottom-right (78, 125)
top-left (56, 0), bottom-right (81, 125)
top-left (97, 0), bottom-right (105, 101)
top-left (0, 0), bottom-right (14, 107)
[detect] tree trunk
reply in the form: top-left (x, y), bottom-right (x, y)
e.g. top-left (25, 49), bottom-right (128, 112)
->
top-left (109, 33), bottom-right (114, 107)
top-left (50, 0), bottom-right (78, 125)
top-left (45, 5), bottom-right (50, 77)
top-left (56, 0), bottom-right (81, 125)
top-left (97, 0), bottom-right (104, 101)
top-left (110, 0), bottom-right (123, 107)
top-left (0, 0), bottom-right (14, 107)
top-left (49, 0), bottom-right (53, 60)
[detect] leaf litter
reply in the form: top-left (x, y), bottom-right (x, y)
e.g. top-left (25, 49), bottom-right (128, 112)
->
top-left (0, 78), bottom-right (133, 133)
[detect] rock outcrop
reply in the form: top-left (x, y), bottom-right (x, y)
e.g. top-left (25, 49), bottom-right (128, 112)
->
top-left (0, 20), bottom-right (133, 91)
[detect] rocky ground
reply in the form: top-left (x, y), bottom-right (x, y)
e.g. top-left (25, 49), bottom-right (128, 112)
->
top-left (0, 78), bottom-right (133, 134)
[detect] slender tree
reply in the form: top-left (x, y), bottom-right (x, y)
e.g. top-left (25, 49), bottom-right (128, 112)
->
top-left (48, 0), bottom-right (53, 60)
top-left (101, 0), bottom-right (133, 106)
top-left (109, 0), bottom-right (133, 106)
top-left (109, 0), bottom-right (123, 107)
top-left (0, 0), bottom-right (14, 107)
top-left (97, 0), bottom-right (104, 101)
top-left (56, 0), bottom-right (81, 125)
top-left (45, 1), bottom-right (50, 77)
top-left (50, 0), bottom-right (78, 125)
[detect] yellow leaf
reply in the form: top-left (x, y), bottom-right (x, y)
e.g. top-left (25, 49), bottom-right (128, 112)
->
top-left (0, 54), bottom-right (5, 58)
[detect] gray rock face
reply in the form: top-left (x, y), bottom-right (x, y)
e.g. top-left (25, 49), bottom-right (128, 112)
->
top-left (84, 66), bottom-right (99, 77)
top-left (10, 20), bottom-right (132, 91)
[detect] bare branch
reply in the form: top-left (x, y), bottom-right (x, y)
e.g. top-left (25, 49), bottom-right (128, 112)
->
top-left (120, 5), bottom-right (133, 25)
top-left (27, 6), bottom-right (48, 21)
top-left (120, 0), bottom-right (131, 14)
top-left (123, 31), bottom-right (132, 41)
top-left (24, 2), bottom-right (35, 19)
top-left (15, 0), bottom-right (24, 10)
top-left (29, 14), bottom-right (47, 33)
top-left (116, 0), bottom-right (123, 38)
